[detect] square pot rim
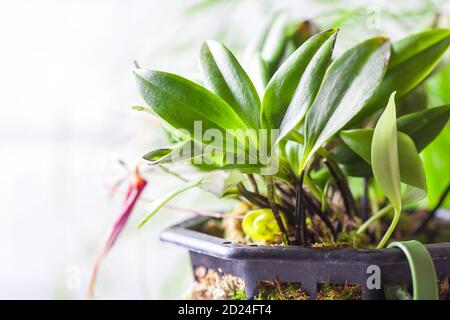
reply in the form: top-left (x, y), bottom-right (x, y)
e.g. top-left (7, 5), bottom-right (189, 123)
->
top-left (160, 216), bottom-right (450, 264)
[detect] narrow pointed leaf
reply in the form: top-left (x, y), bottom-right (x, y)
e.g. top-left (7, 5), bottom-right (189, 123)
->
top-left (340, 130), bottom-right (427, 191)
top-left (137, 178), bottom-right (204, 228)
top-left (372, 93), bottom-right (401, 211)
top-left (397, 105), bottom-right (450, 151)
top-left (247, 53), bottom-right (270, 95)
top-left (423, 61), bottom-right (450, 208)
top-left (372, 93), bottom-right (401, 248)
top-left (134, 69), bottom-right (249, 151)
top-left (143, 140), bottom-right (205, 165)
top-left (301, 36), bottom-right (390, 169)
top-left (261, 29), bottom-right (337, 140)
top-left (355, 29), bottom-right (450, 121)
top-left (200, 41), bottom-right (261, 129)
top-left (339, 105), bottom-right (450, 176)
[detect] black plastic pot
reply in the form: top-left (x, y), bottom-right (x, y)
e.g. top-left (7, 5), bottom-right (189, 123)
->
top-left (160, 217), bottom-right (450, 300)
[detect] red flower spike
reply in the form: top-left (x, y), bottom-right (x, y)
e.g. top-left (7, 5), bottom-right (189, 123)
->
top-left (87, 168), bottom-right (147, 299)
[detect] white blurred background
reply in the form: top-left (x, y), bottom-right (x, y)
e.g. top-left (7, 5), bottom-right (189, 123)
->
top-left (0, 0), bottom-right (448, 299)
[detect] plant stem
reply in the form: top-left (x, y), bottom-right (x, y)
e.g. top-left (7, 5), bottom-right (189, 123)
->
top-left (412, 182), bottom-right (450, 235)
top-left (237, 183), bottom-right (267, 208)
top-left (321, 179), bottom-right (332, 212)
top-left (302, 192), bottom-right (337, 240)
top-left (247, 174), bottom-right (259, 193)
top-left (360, 177), bottom-right (370, 221)
top-left (303, 174), bottom-right (322, 201)
top-left (295, 171), bottom-right (307, 246)
top-left (357, 204), bottom-right (393, 235)
top-left (159, 164), bottom-right (189, 182)
top-left (323, 159), bottom-right (356, 218)
top-left (377, 209), bottom-right (400, 248)
top-left (265, 176), bottom-right (290, 245)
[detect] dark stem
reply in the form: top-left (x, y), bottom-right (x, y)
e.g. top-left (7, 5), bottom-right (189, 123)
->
top-left (412, 182), bottom-right (450, 236)
top-left (246, 174), bottom-right (259, 193)
top-left (237, 183), bottom-right (267, 208)
top-left (360, 177), bottom-right (370, 221)
top-left (275, 184), bottom-right (294, 207)
top-left (323, 159), bottom-right (356, 218)
top-left (302, 192), bottom-right (337, 240)
top-left (295, 171), bottom-right (307, 246)
top-left (237, 183), bottom-right (294, 224)
top-left (265, 176), bottom-right (291, 245)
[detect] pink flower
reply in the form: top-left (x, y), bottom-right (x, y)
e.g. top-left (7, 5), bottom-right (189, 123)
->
top-left (87, 168), bottom-right (147, 299)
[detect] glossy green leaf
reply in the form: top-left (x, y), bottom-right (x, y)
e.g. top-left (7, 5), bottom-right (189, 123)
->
top-left (247, 53), bottom-right (270, 95)
top-left (423, 60), bottom-right (450, 208)
top-left (388, 241), bottom-right (438, 300)
top-left (301, 36), bottom-right (390, 170)
top-left (340, 130), bottom-right (427, 189)
top-left (134, 69), bottom-right (250, 151)
top-left (199, 41), bottom-right (261, 129)
top-left (372, 93), bottom-right (401, 247)
top-left (339, 105), bottom-right (450, 176)
top-left (355, 29), bottom-right (450, 121)
top-left (143, 140), bottom-right (204, 165)
top-left (283, 140), bottom-right (301, 174)
top-left (335, 106), bottom-right (450, 169)
top-left (137, 178), bottom-right (204, 228)
top-left (372, 94), bottom-right (427, 247)
top-left (396, 86), bottom-right (428, 116)
top-left (261, 29), bottom-right (337, 141)
top-left (372, 93), bottom-right (401, 209)
top-left (143, 148), bottom-right (173, 163)
top-left (397, 105), bottom-right (450, 151)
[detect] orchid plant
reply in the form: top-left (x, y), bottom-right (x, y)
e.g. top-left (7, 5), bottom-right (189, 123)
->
top-left (133, 16), bottom-right (450, 247)
top-left (89, 14), bottom-right (450, 300)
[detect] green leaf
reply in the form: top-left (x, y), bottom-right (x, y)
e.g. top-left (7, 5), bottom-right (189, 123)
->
top-left (137, 178), bottom-right (204, 228)
top-left (200, 41), bottom-right (261, 129)
top-left (372, 93), bottom-right (401, 248)
top-left (301, 36), bottom-right (390, 170)
top-left (355, 29), bottom-right (450, 121)
top-left (340, 130), bottom-right (427, 189)
top-left (371, 94), bottom-right (427, 247)
top-left (396, 86), bottom-right (428, 116)
top-left (339, 105), bottom-right (450, 176)
top-left (397, 105), bottom-right (450, 151)
top-left (134, 69), bottom-right (250, 151)
top-left (423, 60), bottom-right (450, 209)
top-left (283, 140), bottom-right (301, 174)
top-left (387, 240), bottom-right (439, 300)
top-left (143, 148), bottom-right (173, 163)
top-left (247, 53), bottom-right (270, 96)
top-left (261, 29), bottom-right (337, 140)
top-left (143, 140), bottom-right (204, 165)
top-left (372, 92), bottom-right (402, 211)
top-left (397, 133), bottom-right (427, 205)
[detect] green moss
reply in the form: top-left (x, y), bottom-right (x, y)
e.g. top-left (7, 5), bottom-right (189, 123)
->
top-left (317, 283), bottom-right (362, 300)
top-left (232, 287), bottom-right (247, 300)
top-left (313, 231), bottom-right (368, 248)
top-left (256, 281), bottom-right (309, 300)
